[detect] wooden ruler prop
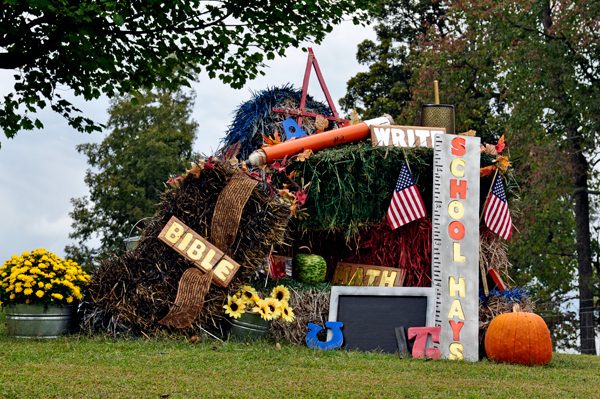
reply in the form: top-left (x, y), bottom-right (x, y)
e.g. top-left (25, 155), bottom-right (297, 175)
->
top-left (431, 134), bottom-right (480, 361)
top-left (158, 216), bottom-right (241, 288)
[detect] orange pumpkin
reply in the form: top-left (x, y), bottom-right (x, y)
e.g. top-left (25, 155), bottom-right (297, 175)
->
top-left (484, 304), bottom-right (552, 366)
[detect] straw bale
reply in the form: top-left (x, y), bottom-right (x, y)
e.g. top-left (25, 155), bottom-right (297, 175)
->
top-left (81, 162), bottom-right (290, 336)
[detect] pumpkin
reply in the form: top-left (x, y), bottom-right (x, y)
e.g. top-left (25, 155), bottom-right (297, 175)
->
top-left (484, 303), bottom-right (552, 366)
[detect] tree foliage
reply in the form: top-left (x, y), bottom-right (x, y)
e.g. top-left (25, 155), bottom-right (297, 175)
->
top-left (0, 0), bottom-right (376, 146)
top-left (65, 88), bottom-right (197, 267)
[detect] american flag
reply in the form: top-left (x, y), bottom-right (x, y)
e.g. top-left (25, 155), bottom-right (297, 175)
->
top-left (484, 173), bottom-right (512, 240)
top-left (387, 161), bottom-right (426, 229)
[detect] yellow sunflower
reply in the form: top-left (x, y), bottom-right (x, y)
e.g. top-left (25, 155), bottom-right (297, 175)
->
top-left (223, 295), bottom-right (245, 319)
top-left (270, 285), bottom-right (290, 304)
top-left (238, 285), bottom-right (258, 304)
top-left (265, 297), bottom-right (282, 318)
top-left (280, 303), bottom-right (295, 322)
top-left (252, 299), bottom-right (273, 321)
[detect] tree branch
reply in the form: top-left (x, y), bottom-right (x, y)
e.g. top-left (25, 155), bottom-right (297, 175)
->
top-left (561, 187), bottom-right (600, 212)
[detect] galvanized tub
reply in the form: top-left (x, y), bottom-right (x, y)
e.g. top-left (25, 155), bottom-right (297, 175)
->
top-left (5, 304), bottom-right (78, 338)
top-left (223, 311), bottom-right (270, 341)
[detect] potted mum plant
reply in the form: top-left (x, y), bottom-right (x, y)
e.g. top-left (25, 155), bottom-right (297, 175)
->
top-left (0, 248), bottom-right (91, 338)
top-left (223, 284), bottom-right (295, 340)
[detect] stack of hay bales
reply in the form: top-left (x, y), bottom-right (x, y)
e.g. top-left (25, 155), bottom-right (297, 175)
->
top-left (81, 163), bottom-right (290, 336)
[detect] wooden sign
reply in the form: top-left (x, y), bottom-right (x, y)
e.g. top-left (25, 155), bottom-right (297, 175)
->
top-left (158, 216), bottom-right (241, 288)
top-left (370, 125), bottom-right (446, 148)
top-left (332, 262), bottom-right (406, 287)
top-left (431, 134), bottom-right (480, 361)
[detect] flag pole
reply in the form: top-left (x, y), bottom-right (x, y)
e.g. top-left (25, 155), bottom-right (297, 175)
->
top-left (479, 167), bottom-right (499, 297)
top-left (479, 167), bottom-right (499, 225)
top-left (402, 148), bottom-right (412, 174)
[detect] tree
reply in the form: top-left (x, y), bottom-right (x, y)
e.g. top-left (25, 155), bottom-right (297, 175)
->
top-left (405, 0), bottom-right (600, 354)
top-left (0, 0), bottom-right (376, 146)
top-left (65, 88), bottom-right (197, 266)
top-left (339, 0), bottom-right (448, 122)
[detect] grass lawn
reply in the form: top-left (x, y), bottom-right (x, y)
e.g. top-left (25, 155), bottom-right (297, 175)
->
top-left (1, 310), bottom-right (599, 398)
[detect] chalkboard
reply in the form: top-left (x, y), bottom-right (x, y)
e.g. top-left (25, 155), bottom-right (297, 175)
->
top-left (328, 286), bottom-right (435, 354)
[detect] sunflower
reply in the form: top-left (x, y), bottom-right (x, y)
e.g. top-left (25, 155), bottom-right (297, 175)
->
top-left (270, 285), bottom-right (290, 304)
top-left (265, 297), bottom-right (282, 318)
top-left (252, 299), bottom-right (273, 321)
top-left (223, 295), bottom-right (245, 319)
top-left (238, 285), bottom-right (258, 304)
top-left (280, 303), bottom-right (295, 322)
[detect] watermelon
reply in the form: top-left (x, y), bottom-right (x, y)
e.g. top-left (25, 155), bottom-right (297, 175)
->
top-left (293, 254), bottom-right (327, 284)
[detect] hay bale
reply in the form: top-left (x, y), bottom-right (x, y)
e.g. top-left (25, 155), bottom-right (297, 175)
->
top-left (82, 162), bottom-right (290, 336)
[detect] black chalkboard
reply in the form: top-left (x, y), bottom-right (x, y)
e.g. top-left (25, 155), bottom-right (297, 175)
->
top-left (336, 295), bottom-right (428, 354)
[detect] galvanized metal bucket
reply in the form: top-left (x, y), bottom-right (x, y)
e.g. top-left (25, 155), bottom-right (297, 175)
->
top-left (224, 311), bottom-right (270, 341)
top-left (5, 304), bottom-right (78, 338)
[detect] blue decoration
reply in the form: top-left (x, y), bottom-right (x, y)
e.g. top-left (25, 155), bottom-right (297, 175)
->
top-left (218, 85), bottom-right (332, 160)
top-left (282, 117), bottom-right (307, 140)
top-left (306, 321), bottom-right (344, 350)
top-left (479, 288), bottom-right (530, 304)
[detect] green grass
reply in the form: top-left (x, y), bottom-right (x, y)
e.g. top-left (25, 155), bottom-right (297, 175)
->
top-left (1, 310), bottom-right (599, 398)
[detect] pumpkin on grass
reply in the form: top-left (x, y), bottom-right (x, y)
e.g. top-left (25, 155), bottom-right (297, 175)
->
top-left (484, 304), bottom-right (552, 366)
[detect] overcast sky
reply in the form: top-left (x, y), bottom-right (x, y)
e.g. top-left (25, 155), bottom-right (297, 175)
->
top-left (0, 21), bottom-right (376, 263)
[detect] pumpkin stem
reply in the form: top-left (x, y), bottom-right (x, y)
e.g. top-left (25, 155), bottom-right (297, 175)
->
top-left (512, 303), bottom-right (522, 312)
top-left (298, 246), bottom-right (312, 255)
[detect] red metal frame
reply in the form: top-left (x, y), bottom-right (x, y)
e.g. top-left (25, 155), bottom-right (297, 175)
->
top-left (272, 47), bottom-right (350, 128)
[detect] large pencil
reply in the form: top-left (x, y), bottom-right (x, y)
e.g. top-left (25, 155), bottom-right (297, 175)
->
top-left (246, 116), bottom-right (392, 166)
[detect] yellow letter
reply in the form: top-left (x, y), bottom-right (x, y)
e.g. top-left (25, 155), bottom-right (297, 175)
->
top-left (365, 269), bottom-right (381, 286)
top-left (447, 299), bottom-right (465, 320)
top-left (177, 233), bottom-right (194, 251)
top-left (349, 268), bottom-right (364, 286)
top-left (449, 277), bottom-right (466, 297)
top-left (200, 249), bottom-right (216, 270)
top-left (450, 158), bottom-right (466, 178)
top-left (333, 266), bottom-right (352, 285)
top-left (187, 239), bottom-right (206, 261)
top-left (379, 271), bottom-right (398, 287)
top-left (453, 242), bottom-right (466, 263)
top-left (449, 342), bottom-right (464, 360)
top-left (165, 222), bottom-right (184, 244)
top-left (214, 259), bottom-right (234, 281)
top-left (448, 200), bottom-right (465, 220)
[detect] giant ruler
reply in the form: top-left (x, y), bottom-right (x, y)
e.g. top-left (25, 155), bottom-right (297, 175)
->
top-left (431, 134), bottom-right (480, 361)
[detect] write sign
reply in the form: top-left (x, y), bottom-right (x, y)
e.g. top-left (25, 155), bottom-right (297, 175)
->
top-left (158, 216), bottom-right (240, 288)
top-left (332, 262), bottom-right (406, 287)
top-left (370, 125), bottom-right (446, 148)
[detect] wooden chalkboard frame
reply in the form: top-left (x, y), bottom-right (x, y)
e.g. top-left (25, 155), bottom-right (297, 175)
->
top-left (327, 286), bottom-right (436, 353)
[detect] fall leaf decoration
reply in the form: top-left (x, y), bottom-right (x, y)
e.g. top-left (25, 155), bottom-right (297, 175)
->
top-left (495, 135), bottom-right (506, 154)
top-left (188, 161), bottom-right (204, 178)
top-left (480, 136), bottom-right (511, 176)
top-left (480, 165), bottom-right (495, 178)
top-left (204, 156), bottom-right (215, 170)
top-left (262, 130), bottom-right (282, 147)
top-left (296, 149), bottom-right (313, 162)
top-left (271, 155), bottom-right (288, 173)
top-left (315, 115), bottom-right (329, 132)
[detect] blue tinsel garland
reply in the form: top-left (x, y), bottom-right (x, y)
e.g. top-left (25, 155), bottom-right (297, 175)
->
top-left (219, 84), bottom-right (333, 160)
top-left (479, 288), bottom-right (530, 304)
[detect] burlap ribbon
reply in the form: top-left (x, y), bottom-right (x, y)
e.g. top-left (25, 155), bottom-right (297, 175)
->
top-left (159, 171), bottom-right (259, 329)
top-left (159, 269), bottom-right (214, 328)
top-left (210, 171), bottom-right (259, 252)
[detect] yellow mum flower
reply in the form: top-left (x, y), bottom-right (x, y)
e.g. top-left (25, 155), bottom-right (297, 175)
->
top-left (45, 283), bottom-right (52, 290)
top-left (41, 255), bottom-right (49, 261)
top-left (51, 293), bottom-right (64, 300)
top-left (24, 288), bottom-right (33, 295)
top-left (10, 294), bottom-right (15, 299)
top-left (25, 299), bottom-right (30, 304)
top-left (38, 282), bottom-right (44, 288)
top-left (66, 296), bottom-right (73, 303)
top-left (15, 286), bottom-right (23, 293)
top-left (11, 255), bottom-right (17, 260)
top-left (35, 290), bottom-right (44, 298)
top-left (22, 251), bottom-right (29, 257)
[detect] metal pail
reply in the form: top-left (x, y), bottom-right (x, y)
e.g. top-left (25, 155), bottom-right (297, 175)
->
top-left (225, 312), bottom-right (270, 340)
top-left (5, 304), bottom-right (78, 338)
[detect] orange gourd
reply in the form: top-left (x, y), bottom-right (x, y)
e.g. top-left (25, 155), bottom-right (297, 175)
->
top-left (484, 304), bottom-right (552, 366)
